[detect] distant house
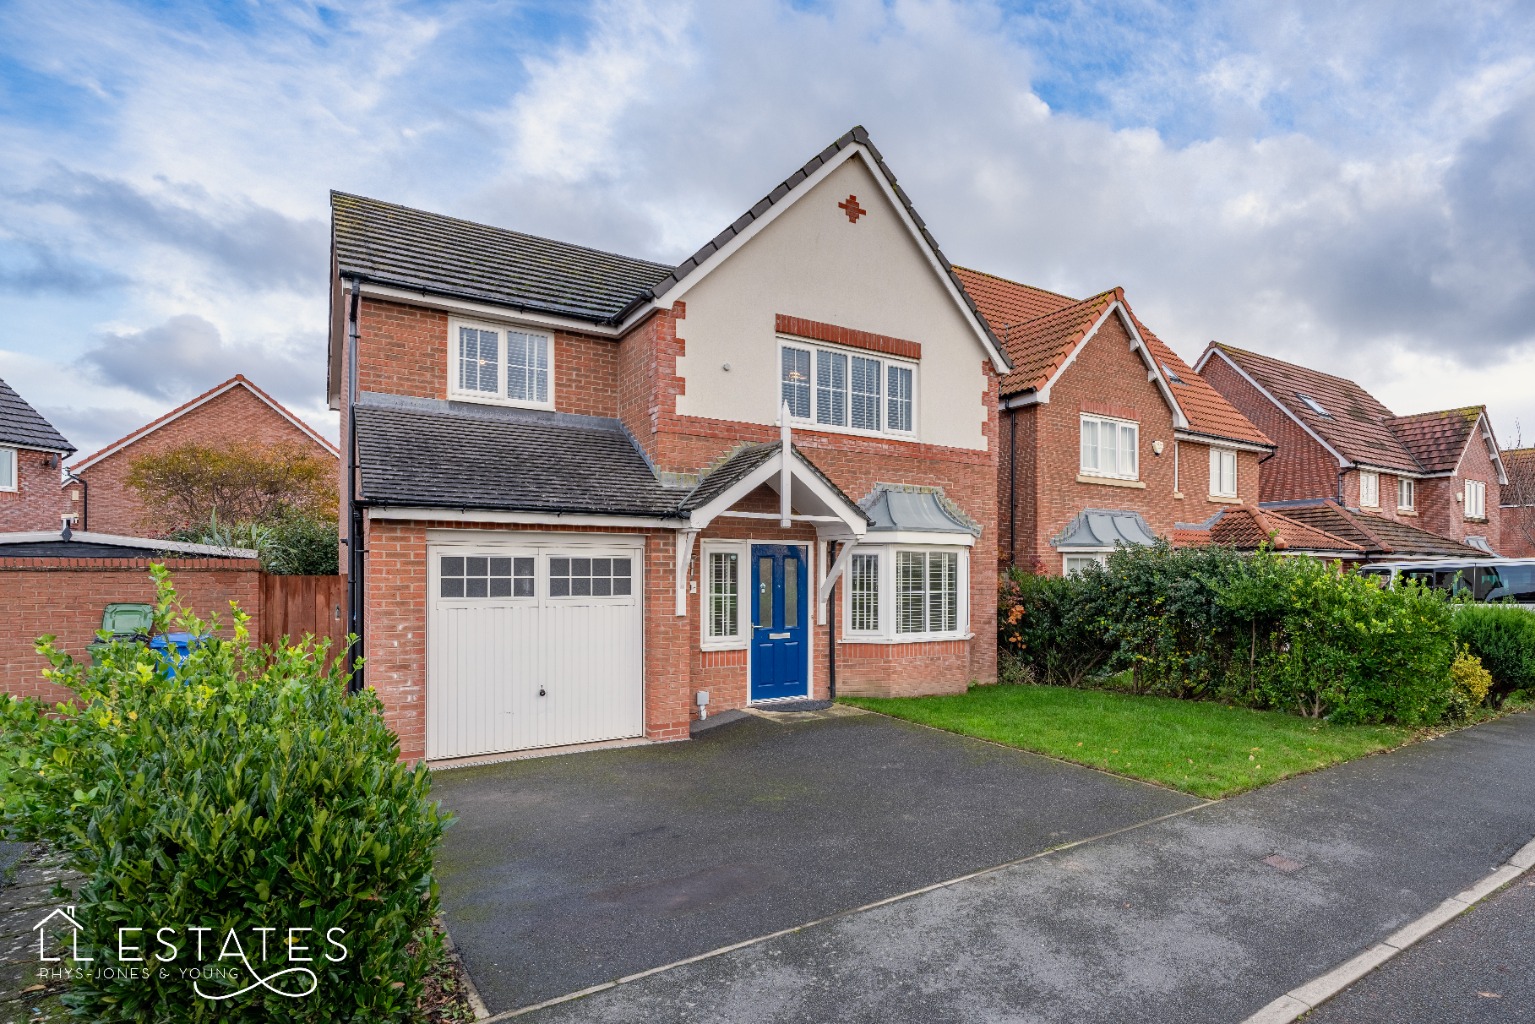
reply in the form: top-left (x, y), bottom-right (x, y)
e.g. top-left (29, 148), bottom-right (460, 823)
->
top-left (955, 270), bottom-right (1279, 574)
top-left (1197, 344), bottom-right (1508, 557)
top-left (1174, 504), bottom-right (1366, 562)
top-left (66, 375), bottom-right (339, 535)
top-left (0, 377), bottom-right (75, 531)
top-left (1502, 448), bottom-right (1535, 557)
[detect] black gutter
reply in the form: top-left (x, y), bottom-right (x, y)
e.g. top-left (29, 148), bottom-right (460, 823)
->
top-left (827, 541), bottom-right (838, 702)
top-left (345, 276), bottom-right (365, 693)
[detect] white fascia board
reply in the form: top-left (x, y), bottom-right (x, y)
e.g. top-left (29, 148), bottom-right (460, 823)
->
top-left (649, 144), bottom-right (1011, 374)
top-left (1172, 431), bottom-right (1273, 455)
top-left (358, 282), bottom-right (624, 338)
top-left (368, 506), bottom-right (686, 528)
top-left (854, 531), bottom-right (975, 547)
top-left (1471, 413), bottom-right (1509, 485)
top-left (1204, 349), bottom-right (1350, 468)
top-left (1116, 306), bottom-right (1189, 430)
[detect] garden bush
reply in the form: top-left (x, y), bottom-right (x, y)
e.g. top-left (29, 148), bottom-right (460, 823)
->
top-left (0, 567), bottom-right (450, 1023)
top-left (1452, 604), bottom-right (1535, 704)
top-left (1446, 646), bottom-right (1494, 720)
top-left (999, 567), bottom-right (1111, 686)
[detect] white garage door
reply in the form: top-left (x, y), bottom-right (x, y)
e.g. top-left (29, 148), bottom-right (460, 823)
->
top-left (427, 536), bottom-right (644, 759)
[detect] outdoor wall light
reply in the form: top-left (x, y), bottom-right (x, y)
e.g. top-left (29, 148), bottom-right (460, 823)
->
top-left (1152, 440), bottom-right (1165, 456)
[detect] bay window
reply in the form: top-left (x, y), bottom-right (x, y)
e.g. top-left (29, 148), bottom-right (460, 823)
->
top-left (1080, 414), bottom-right (1139, 480)
top-left (449, 318), bottom-right (553, 408)
top-left (897, 550), bottom-right (959, 636)
top-left (780, 340), bottom-right (916, 438)
top-left (840, 545), bottom-right (968, 641)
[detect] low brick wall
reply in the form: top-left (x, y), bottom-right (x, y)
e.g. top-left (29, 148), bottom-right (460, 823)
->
top-left (0, 556), bottom-right (261, 703)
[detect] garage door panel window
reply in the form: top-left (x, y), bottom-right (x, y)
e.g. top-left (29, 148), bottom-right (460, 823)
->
top-left (440, 555), bottom-right (534, 599)
top-left (549, 555), bottom-right (632, 598)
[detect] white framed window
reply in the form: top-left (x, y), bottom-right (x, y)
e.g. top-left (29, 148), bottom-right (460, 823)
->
top-left (0, 447), bottom-right (15, 492)
top-left (847, 552), bottom-right (881, 634)
top-left (1465, 479), bottom-right (1487, 519)
top-left (1063, 553), bottom-right (1108, 575)
top-left (896, 550), bottom-right (959, 636)
top-left (448, 318), bottom-right (553, 409)
top-left (1080, 414), bottom-right (1139, 480)
top-left (780, 339), bottom-right (916, 439)
top-left (1359, 471), bottom-right (1380, 508)
top-left (1209, 448), bottom-right (1237, 498)
top-left (1398, 477), bottom-right (1415, 511)
top-left (702, 543), bottom-right (747, 648)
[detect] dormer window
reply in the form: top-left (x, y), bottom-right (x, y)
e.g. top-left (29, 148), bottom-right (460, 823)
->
top-left (448, 318), bottom-right (554, 409)
top-left (1297, 393), bottom-right (1331, 418)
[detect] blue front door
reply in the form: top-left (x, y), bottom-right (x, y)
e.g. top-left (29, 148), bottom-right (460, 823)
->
top-left (750, 544), bottom-right (809, 701)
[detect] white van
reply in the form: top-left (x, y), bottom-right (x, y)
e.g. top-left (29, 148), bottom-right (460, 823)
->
top-left (1357, 558), bottom-right (1535, 608)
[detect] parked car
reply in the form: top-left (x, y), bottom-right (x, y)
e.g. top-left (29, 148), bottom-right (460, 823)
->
top-left (1358, 558), bottom-right (1535, 607)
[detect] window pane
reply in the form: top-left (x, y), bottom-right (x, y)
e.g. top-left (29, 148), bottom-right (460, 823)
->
top-left (784, 557), bottom-right (800, 628)
top-left (441, 556), bottom-right (464, 577)
top-left (506, 330), bottom-right (550, 403)
top-left (1121, 424), bottom-right (1138, 477)
top-left (0, 449), bottom-right (13, 489)
top-left (851, 356), bottom-right (881, 431)
top-left (458, 327), bottom-right (499, 393)
top-left (850, 553), bottom-right (879, 632)
top-left (897, 552), bottom-right (926, 633)
top-left (441, 577), bottom-right (464, 598)
top-left (928, 552), bottom-right (957, 633)
top-left (1101, 423), bottom-right (1118, 476)
top-left (886, 365), bottom-right (913, 432)
top-left (466, 577), bottom-right (488, 598)
top-left (757, 557), bottom-right (774, 626)
top-left (781, 347), bottom-right (811, 419)
top-left (816, 350), bottom-right (847, 426)
top-left (549, 578), bottom-right (570, 597)
top-left (1081, 419), bottom-right (1098, 472)
top-left (709, 552), bottom-right (739, 639)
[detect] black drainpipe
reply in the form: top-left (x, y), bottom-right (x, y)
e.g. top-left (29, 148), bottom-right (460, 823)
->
top-left (345, 276), bottom-right (366, 693)
top-left (827, 540), bottom-right (838, 701)
top-left (64, 468), bottom-right (87, 531)
top-left (1008, 406), bottom-right (1018, 568)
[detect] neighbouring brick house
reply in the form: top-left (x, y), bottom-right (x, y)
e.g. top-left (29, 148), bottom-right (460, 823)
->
top-left (1502, 448), bottom-right (1535, 557)
top-left (1171, 504), bottom-right (1366, 562)
top-left (330, 127), bottom-right (1012, 761)
top-left (1197, 343), bottom-right (1507, 557)
top-left (66, 375), bottom-right (339, 535)
top-left (0, 377), bottom-right (75, 531)
top-left (953, 269), bottom-right (1287, 573)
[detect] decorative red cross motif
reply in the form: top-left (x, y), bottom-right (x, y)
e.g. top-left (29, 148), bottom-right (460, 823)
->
top-left (837, 194), bottom-right (866, 223)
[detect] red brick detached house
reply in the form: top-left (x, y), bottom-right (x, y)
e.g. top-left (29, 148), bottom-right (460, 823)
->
top-left (0, 377), bottom-right (75, 531)
top-left (952, 270), bottom-right (1277, 573)
top-left (1502, 448), bottom-right (1535, 557)
top-left (66, 375), bottom-right (339, 535)
top-left (329, 127), bottom-right (1012, 761)
top-left (1196, 343), bottom-right (1506, 558)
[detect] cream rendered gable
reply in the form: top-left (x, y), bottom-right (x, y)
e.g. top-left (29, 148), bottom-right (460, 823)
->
top-left (673, 154), bottom-right (991, 451)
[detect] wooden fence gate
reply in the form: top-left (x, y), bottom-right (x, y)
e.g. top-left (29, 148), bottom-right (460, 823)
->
top-left (260, 574), bottom-right (348, 660)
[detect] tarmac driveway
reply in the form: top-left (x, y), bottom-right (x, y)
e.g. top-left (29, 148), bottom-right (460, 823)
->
top-left (430, 709), bottom-right (1200, 1013)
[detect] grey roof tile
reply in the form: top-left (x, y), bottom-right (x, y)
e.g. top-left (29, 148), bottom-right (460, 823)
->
top-left (353, 393), bottom-right (685, 517)
top-left (0, 377), bottom-right (73, 453)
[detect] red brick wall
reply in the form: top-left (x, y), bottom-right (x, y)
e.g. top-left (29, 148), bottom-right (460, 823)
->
top-left (1503, 506), bottom-right (1535, 557)
top-left (0, 448), bottom-right (71, 532)
top-left (73, 385), bottom-right (335, 536)
top-left (0, 558), bottom-right (261, 703)
top-left (1200, 354), bottom-right (1341, 502)
top-left (1413, 437), bottom-right (1504, 548)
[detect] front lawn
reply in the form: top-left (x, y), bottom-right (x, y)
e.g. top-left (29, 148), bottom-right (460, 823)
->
top-left (842, 685), bottom-right (1415, 799)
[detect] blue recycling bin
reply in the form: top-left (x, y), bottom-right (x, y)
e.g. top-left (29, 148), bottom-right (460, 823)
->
top-left (148, 632), bottom-right (207, 678)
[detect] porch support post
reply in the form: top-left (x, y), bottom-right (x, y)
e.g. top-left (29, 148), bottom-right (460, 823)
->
top-left (779, 401), bottom-right (792, 529)
top-left (817, 536), bottom-right (858, 608)
top-left (675, 528), bottom-right (698, 617)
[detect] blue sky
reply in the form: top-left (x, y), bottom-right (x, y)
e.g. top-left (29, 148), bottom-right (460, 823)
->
top-left (3, 0), bottom-right (1535, 457)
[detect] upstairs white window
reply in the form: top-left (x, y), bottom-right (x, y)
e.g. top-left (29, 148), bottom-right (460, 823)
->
top-left (780, 340), bottom-right (916, 438)
top-left (449, 319), bottom-right (553, 408)
top-left (1465, 479), bottom-right (1487, 519)
top-left (1398, 477), bottom-right (1415, 511)
top-left (1359, 471), bottom-right (1380, 508)
top-left (1080, 414), bottom-right (1139, 480)
top-left (0, 447), bottom-right (15, 492)
top-left (1210, 448), bottom-right (1237, 498)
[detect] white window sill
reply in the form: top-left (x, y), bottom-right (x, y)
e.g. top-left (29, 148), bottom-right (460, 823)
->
top-left (1360, 504), bottom-right (1381, 512)
top-left (701, 639), bottom-right (747, 652)
top-left (1077, 474), bottom-right (1146, 489)
top-left (448, 391), bottom-right (555, 412)
top-left (1398, 509), bottom-right (1418, 517)
top-left (1207, 494), bottom-right (1241, 504)
top-left (786, 418), bottom-right (917, 444)
top-left (839, 632), bottom-right (973, 645)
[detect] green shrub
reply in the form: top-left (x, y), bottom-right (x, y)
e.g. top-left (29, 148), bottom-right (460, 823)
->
top-left (1446, 646), bottom-right (1494, 720)
top-left (999, 567), bottom-right (1111, 686)
top-left (1453, 604), bottom-right (1535, 704)
top-left (173, 511), bottom-right (340, 575)
top-left (0, 567), bottom-right (450, 1022)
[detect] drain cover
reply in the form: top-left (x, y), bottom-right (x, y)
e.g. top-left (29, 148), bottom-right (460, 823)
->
top-left (756, 699), bottom-right (834, 713)
top-left (1264, 854), bottom-right (1305, 874)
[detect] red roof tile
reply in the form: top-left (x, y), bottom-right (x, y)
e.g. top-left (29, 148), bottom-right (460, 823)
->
top-left (1131, 320), bottom-right (1272, 448)
top-left (1203, 505), bottom-right (1363, 553)
top-left (1387, 407), bottom-right (1484, 474)
top-left (1504, 448), bottom-right (1535, 507)
top-left (1264, 500), bottom-right (1490, 558)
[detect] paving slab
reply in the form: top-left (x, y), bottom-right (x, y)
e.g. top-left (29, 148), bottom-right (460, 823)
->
top-left (432, 712), bottom-right (1200, 1013)
top-left (511, 712), bottom-right (1535, 1023)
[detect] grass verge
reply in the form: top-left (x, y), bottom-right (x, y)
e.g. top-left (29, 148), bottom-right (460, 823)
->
top-left (842, 684), bottom-right (1417, 799)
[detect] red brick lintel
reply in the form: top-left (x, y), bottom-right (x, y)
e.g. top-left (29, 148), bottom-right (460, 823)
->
top-left (775, 314), bottom-right (922, 361)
